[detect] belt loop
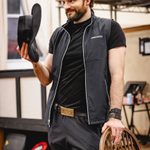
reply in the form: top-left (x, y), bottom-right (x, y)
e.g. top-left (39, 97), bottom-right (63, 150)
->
top-left (54, 103), bottom-right (58, 110)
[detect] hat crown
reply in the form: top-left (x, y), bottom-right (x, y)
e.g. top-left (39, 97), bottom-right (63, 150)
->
top-left (18, 15), bottom-right (33, 44)
top-left (17, 3), bottom-right (41, 47)
top-left (17, 3), bottom-right (41, 62)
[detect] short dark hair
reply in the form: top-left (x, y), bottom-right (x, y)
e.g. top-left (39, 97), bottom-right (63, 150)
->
top-left (89, 0), bottom-right (94, 8)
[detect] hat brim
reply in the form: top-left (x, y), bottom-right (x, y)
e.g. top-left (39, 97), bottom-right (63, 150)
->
top-left (17, 3), bottom-right (41, 49)
top-left (30, 3), bottom-right (41, 45)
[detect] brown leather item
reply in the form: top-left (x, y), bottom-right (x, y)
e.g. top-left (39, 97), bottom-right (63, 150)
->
top-left (55, 104), bottom-right (87, 118)
top-left (59, 105), bottom-right (75, 117)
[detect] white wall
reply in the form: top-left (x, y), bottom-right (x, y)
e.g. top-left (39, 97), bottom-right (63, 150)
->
top-left (122, 29), bottom-right (150, 135)
top-left (51, 3), bottom-right (150, 29)
top-left (125, 30), bottom-right (150, 95)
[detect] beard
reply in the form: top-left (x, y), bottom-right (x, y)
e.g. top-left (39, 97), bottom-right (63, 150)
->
top-left (65, 8), bottom-right (87, 22)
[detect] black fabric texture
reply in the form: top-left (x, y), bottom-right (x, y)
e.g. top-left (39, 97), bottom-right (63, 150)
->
top-left (108, 20), bottom-right (126, 49)
top-left (49, 19), bottom-right (126, 112)
top-left (55, 19), bottom-right (91, 112)
top-left (48, 112), bottom-right (102, 150)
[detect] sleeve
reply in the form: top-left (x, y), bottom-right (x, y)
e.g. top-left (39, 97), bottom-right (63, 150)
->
top-left (48, 27), bottom-right (60, 54)
top-left (49, 36), bottom-right (54, 54)
top-left (108, 20), bottom-right (126, 50)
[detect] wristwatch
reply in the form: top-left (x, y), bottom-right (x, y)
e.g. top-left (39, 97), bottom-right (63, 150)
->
top-left (108, 108), bottom-right (122, 120)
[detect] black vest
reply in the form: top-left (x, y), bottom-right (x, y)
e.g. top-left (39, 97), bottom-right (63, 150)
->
top-left (45, 14), bottom-right (112, 126)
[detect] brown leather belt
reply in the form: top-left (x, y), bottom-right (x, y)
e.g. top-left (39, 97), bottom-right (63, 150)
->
top-left (54, 104), bottom-right (87, 118)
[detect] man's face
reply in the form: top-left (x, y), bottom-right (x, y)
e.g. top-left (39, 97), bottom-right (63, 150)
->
top-left (61, 0), bottom-right (89, 22)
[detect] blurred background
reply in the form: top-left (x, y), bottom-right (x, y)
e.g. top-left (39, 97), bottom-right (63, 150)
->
top-left (0, 0), bottom-right (150, 149)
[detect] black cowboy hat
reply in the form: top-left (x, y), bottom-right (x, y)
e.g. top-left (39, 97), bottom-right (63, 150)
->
top-left (17, 3), bottom-right (41, 62)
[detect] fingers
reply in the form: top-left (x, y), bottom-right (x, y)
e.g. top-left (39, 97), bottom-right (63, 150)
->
top-left (114, 131), bottom-right (122, 144)
top-left (111, 127), bottom-right (123, 144)
top-left (21, 42), bottom-right (28, 59)
top-left (111, 127), bottom-right (116, 140)
top-left (16, 46), bottom-right (21, 55)
top-left (101, 123), bottom-right (108, 133)
top-left (103, 119), bottom-right (124, 145)
top-left (16, 42), bottom-right (31, 61)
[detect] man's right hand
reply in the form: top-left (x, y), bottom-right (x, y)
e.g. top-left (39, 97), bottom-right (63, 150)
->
top-left (17, 42), bottom-right (53, 85)
top-left (17, 42), bottom-right (39, 62)
top-left (17, 42), bottom-right (32, 62)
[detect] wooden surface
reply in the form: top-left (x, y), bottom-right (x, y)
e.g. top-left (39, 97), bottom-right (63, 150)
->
top-left (123, 25), bottom-right (150, 33)
top-left (99, 127), bottom-right (141, 150)
top-left (0, 129), bottom-right (4, 150)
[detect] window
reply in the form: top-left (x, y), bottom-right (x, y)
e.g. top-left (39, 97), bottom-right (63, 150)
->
top-left (7, 0), bottom-right (22, 59)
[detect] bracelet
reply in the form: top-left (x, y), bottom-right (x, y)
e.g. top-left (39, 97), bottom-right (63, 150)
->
top-left (108, 108), bottom-right (122, 120)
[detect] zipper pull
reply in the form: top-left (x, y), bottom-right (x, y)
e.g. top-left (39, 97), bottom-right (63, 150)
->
top-left (48, 119), bottom-right (51, 127)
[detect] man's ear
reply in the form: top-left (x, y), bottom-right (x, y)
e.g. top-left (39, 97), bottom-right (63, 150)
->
top-left (85, 0), bottom-right (91, 6)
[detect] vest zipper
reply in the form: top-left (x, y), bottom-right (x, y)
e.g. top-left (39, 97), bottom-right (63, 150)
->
top-left (82, 22), bottom-right (93, 125)
top-left (104, 79), bottom-right (111, 106)
top-left (48, 30), bottom-right (71, 126)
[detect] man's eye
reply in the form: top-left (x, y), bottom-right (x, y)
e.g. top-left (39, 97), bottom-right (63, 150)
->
top-left (68, 0), bottom-right (76, 3)
top-left (61, 0), bottom-right (65, 5)
top-left (70, 0), bottom-right (76, 3)
top-left (61, 0), bottom-right (76, 5)
top-left (68, 0), bottom-right (72, 3)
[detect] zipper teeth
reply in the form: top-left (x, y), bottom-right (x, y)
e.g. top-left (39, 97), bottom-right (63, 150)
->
top-left (82, 22), bottom-right (93, 124)
top-left (48, 30), bottom-right (71, 126)
top-left (104, 79), bottom-right (111, 105)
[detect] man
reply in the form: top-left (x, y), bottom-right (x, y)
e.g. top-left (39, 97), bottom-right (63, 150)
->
top-left (18, 0), bottom-right (126, 149)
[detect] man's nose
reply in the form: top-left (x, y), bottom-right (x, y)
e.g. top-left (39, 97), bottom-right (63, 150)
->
top-left (63, 2), bottom-right (71, 9)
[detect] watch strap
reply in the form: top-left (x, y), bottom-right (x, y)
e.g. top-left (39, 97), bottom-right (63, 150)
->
top-left (108, 108), bottom-right (122, 120)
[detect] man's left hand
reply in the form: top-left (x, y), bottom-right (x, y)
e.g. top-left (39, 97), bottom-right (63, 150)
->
top-left (101, 118), bottom-right (125, 144)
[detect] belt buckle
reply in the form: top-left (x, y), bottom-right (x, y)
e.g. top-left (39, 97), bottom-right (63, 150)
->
top-left (60, 106), bottom-right (74, 117)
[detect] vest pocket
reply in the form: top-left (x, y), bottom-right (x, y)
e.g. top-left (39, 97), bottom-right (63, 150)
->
top-left (86, 37), bottom-right (107, 61)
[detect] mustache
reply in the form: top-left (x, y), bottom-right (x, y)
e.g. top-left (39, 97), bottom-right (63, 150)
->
top-left (65, 8), bottom-right (75, 14)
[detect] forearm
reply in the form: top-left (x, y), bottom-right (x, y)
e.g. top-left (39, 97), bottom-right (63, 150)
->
top-left (32, 61), bottom-right (52, 86)
top-left (108, 46), bottom-right (126, 110)
top-left (110, 73), bottom-right (124, 109)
